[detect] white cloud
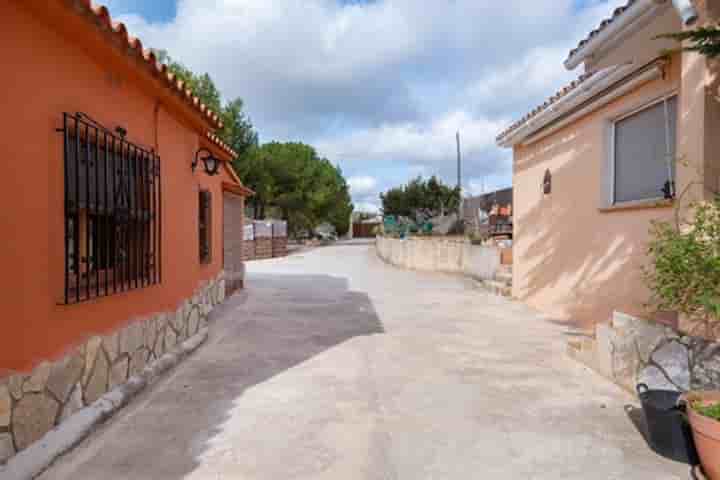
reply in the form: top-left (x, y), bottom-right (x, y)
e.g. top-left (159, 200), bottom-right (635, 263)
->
top-left (354, 202), bottom-right (381, 214)
top-left (316, 110), bottom-right (507, 167)
top-left (347, 176), bottom-right (378, 196)
top-left (111, 0), bottom-right (631, 202)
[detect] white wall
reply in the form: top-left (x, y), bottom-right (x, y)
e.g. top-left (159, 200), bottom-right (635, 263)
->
top-left (376, 237), bottom-right (501, 281)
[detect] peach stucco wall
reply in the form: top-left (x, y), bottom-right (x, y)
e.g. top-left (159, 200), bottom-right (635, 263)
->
top-left (586, 6), bottom-right (681, 72)
top-left (0, 1), bottom-right (238, 372)
top-left (512, 57), bottom-right (683, 329)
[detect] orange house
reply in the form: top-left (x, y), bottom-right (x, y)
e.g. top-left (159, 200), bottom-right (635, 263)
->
top-left (0, 0), bottom-right (251, 462)
top-left (496, 0), bottom-right (720, 331)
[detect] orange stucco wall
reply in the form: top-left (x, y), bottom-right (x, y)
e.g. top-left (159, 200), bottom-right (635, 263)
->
top-left (512, 57), bottom-right (684, 330)
top-left (0, 1), bottom-right (238, 373)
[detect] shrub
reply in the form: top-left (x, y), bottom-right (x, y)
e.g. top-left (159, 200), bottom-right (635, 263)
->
top-left (645, 198), bottom-right (720, 337)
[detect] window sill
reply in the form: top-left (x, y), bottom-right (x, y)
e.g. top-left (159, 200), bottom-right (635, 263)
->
top-left (598, 198), bottom-right (674, 213)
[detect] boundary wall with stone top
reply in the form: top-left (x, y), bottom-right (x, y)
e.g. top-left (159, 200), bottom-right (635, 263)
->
top-left (0, 274), bottom-right (225, 465)
top-left (376, 236), bottom-right (502, 282)
top-left (568, 311), bottom-right (720, 394)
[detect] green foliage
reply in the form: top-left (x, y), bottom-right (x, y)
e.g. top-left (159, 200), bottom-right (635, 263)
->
top-left (221, 98), bottom-right (259, 157)
top-left (233, 143), bottom-right (353, 237)
top-left (659, 26), bottom-right (720, 58)
top-left (152, 49), bottom-right (257, 157)
top-left (380, 176), bottom-right (459, 222)
top-left (153, 50), bottom-right (352, 236)
top-left (645, 198), bottom-right (720, 329)
top-left (693, 400), bottom-right (720, 421)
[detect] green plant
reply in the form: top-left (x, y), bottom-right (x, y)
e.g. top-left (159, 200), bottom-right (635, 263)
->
top-left (645, 197), bottom-right (720, 337)
top-left (693, 400), bottom-right (720, 422)
top-left (659, 26), bottom-right (720, 59)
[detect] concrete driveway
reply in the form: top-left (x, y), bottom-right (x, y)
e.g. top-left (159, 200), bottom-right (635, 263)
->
top-left (40, 244), bottom-right (689, 479)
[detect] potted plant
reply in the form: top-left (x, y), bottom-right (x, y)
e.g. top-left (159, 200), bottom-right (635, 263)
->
top-left (685, 392), bottom-right (720, 479)
top-left (645, 197), bottom-right (720, 476)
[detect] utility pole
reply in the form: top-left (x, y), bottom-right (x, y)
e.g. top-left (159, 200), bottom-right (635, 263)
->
top-left (456, 131), bottom-right (463, 220)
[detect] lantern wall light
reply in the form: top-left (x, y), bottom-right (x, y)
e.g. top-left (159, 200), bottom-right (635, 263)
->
top-left (192, 148), bottom-right (221, 176)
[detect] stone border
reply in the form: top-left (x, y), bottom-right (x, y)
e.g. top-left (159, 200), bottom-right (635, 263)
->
top-left (0, 328), bottom-right (208, 480)
top-left (568, 311), bottom-right (720, 394)
top-left (0, 274), bottom-right (225, 466)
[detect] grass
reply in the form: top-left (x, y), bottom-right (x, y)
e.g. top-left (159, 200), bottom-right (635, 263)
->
top-left (693, 401), bottom-right (720, 422)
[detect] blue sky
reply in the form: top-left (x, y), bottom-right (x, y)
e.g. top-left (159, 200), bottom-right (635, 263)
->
top-left (108, 0), bottom-right (627, 212)
top-left (102, 0), bottom-right (176, 22)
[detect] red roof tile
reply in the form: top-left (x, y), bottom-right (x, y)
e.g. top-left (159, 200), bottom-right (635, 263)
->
top-left (496, 71), bottom-right (595, 143)
top-left (77, 1), bottom-right (223, 129)
top-left (205, 131), bottom-right (238, 159)
top-left (566, 0), bottom-right (637, 65)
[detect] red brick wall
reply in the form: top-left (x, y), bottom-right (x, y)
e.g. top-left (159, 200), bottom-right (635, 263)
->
top-left (242, 240), bottom-right (256, 261)
top-left (255, 238), bottom-right (273, 259)
top-left (272, 237), bottom-right (288, 257)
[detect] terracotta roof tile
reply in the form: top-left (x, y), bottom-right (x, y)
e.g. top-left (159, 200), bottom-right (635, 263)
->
top-left (496, 71), bottom-right (594, 143)
top-left (205, 131), bottom-right (238, 159)
top-left (77, 1), bottom-right (223, 129)
top-left (566, 0), bottom-right (637, 64)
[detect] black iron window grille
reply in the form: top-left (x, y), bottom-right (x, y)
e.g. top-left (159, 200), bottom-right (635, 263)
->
top-left (60, 112), bottom-right (162, 304)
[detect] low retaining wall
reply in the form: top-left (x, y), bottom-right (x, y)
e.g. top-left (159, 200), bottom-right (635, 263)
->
top-left (376, 236), bottom-right (502, 282)
top-left (568, 311), bottom-right (720, 394)
top-left (0, 274), bottom-right (225, 465)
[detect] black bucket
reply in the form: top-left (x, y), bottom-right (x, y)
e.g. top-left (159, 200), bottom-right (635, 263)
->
top-left (637, 383), bottom-right (699, 464)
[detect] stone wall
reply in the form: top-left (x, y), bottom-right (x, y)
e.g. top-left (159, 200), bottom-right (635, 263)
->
top-left (568, 311), bottom-right (720, 394)
top-left (0, 274), bottom-right (225, 464)
top-left (376, 236), bottom-right (502, 281)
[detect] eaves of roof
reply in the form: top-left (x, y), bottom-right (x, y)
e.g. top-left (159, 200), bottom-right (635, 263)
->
top-left (47, 0), bottom-right (224, 129)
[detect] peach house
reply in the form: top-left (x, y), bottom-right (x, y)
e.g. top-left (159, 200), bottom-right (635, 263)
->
top-left (496, 0), bottom-right (720, 331)
top-left (0, 0), bottom-right (252, 463)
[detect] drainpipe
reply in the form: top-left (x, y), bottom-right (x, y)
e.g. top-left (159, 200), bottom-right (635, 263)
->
top-left (670, 0), bottom-right (699, 26)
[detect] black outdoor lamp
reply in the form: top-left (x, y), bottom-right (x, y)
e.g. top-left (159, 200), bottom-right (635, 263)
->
top-left (192, 147), bottom-right (221, 176)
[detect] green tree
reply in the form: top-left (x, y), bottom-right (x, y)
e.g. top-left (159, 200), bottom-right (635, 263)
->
top-left (221, 98), bottom-right (259, 157)
top-left (152, 50), bottom-right (353, 234)
top-left (233, 142), bottom-right (353, 237)
top-left (380, 176), bottom-right (459, 222)
top-left (661, 26), bottom-right (720, 58)
top-left (152, 49), bottom-right (257, 157)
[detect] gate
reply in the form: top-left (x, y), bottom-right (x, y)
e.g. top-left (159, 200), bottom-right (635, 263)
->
top-left (223, 191), bottom-right (245, 295)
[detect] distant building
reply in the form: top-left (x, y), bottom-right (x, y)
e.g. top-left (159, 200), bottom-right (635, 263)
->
top-left (462, 188), bottom-right (513, 238)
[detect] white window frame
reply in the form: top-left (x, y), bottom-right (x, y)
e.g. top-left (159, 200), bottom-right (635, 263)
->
top-left (606, 92), bottom-right (678, 207)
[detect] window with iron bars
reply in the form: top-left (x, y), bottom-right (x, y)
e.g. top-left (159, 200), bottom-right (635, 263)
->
top-left (60, 113), bottom-right (162, 304)
top-left (199, 190), bottom-right (212, 264)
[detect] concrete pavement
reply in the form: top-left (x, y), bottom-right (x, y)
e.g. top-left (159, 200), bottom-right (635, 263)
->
top-left (38, 244), bottom-right (689, 479)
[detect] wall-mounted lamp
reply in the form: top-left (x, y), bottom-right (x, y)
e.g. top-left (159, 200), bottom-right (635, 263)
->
top-left (192, 147), bottom-right (221, 176)
top-left (543, 169), bottom-right (552, 195)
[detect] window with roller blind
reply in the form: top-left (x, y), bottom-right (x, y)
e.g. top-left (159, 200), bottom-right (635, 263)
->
top-left (612, 96), bottom-right (677, 204)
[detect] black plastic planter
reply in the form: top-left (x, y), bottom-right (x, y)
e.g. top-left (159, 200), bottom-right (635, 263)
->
top-left (637, 383), bottom-right (699, 464)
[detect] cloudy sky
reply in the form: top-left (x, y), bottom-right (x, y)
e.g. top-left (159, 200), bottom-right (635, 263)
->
top-left (104, 0), bottom-right (626, 212)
